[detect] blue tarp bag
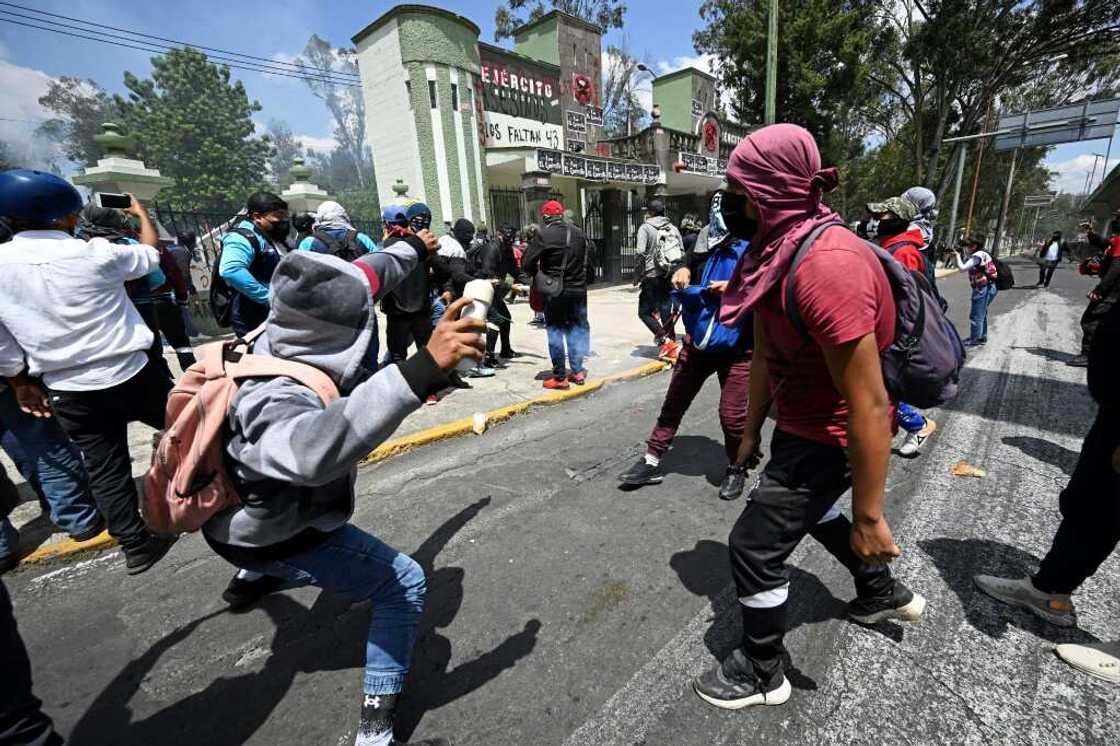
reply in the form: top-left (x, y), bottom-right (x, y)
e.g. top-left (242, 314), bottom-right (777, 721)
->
top-left (673, 238), bottom-right (749, 353)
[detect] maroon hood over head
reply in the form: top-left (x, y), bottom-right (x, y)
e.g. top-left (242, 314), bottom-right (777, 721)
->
top-left (718, 124), bottom-right (840, 327)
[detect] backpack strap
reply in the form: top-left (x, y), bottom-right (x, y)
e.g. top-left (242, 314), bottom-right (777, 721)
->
top-left (784, 221), bottom-right (847, 340)
top-left (225, 354), bottom-right (339, 406)
top-left (227, 226), bottom-right (261, 255)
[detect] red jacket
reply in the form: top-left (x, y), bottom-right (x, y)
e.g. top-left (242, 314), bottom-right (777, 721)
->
top-left (879, 228), bottom-right (926, 274)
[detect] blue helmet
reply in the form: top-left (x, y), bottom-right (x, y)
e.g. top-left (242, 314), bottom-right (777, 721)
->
top-left (406, 202), bottom-right (432, 232)
top-left (0, 169), bottom-right (84, 223)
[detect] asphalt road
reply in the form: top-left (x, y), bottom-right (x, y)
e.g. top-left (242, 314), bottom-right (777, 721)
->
top-left (7, 258), bottom-right (1116, 746)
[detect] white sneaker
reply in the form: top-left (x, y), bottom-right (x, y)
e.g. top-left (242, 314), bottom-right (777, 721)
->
top-left (897, 418), bottom-right (937, 457)
top-left (1055, 640), bottom-right (1120, 684)
top-left (973, 575), bottom-right (1076, 627)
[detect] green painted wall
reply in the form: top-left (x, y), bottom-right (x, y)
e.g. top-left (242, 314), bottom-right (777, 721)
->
top-left (653, 73), bottom-right (695, 132)
top-left (513, 18), bottom-right (559, 66)
top-left (458, 82), bottom-right (485, 224)
top-left (435, 66), bottom-right (464, 221)
top-left (405, 63), bottom-right (441, 215)
top-left (397, 12), bottom-right (479, 69)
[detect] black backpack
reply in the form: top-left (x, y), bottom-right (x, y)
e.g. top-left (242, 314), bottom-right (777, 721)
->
top-left (787, 222), bottom-right (966, 409)
top-left (209, 226), bottom-right (260, 329)
top-left (311, 229), bottom-right (364, 261)
top-left (465, 237), bottom-right (487, 275)
top-left (994, 258), bottom-right (1015, 290)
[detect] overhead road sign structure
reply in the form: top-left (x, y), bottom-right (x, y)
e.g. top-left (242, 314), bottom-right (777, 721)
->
top-left (994, 98), bottom-right (1120, 152)
top-left (1022, 193), bottom-right (1056, 208)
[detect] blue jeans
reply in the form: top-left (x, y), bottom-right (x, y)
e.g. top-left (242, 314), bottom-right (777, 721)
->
top-left (0, 388), bottom-right (100, 559)
top-left (969, 284), bottom-right (998, 341)
top-left (430, 293), bottom-right (447, 328)
top-left (238, 525), bottom-right (426, 695)
top-left (545, 292), bottom-right (590, 376)
top-left (896, 401), bottom-right (927, 433)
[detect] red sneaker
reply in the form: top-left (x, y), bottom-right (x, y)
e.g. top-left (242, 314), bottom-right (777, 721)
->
top-left (425, 393), bottom-right (439, 406)
top-left (543, 377), bottom-right (570, 390)
top-left (658, 340), bottom-right (680, 364)
top-left (567, 371), bottom-right (587, 386)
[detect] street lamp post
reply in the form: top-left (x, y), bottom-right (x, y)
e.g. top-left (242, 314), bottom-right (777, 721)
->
top-left (628, 63), bottom-right (654, 138)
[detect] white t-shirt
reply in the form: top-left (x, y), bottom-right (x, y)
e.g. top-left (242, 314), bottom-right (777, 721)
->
top-left (437, 234), bottom-right (466, 259)
top-left (0, 230), bottom-right (159, 391)
top-left (1042, 240), bottom-right (1060, 262)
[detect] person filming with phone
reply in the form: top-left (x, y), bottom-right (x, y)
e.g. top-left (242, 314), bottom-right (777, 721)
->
top-left (0, 169), bottom-right (177, 575)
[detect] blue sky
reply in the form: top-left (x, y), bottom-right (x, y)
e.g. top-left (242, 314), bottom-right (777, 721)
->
top-left (1, 0), bottom-right (1114, 194)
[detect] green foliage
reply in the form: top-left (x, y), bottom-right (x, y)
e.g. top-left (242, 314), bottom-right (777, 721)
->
top-left (694, 0), bottom-right (878, 165)
top-left (36, 77), bottom-right (118, 166)
top-left (494, 0), bottom-right (626, 41)
top-left (266, 120), bottom-right (302, 189)
top-left (333, 187), bottom-right (381, 223)
top-left (114, 47), bottom-right (271, 211)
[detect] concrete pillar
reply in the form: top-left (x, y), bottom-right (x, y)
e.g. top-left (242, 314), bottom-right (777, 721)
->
top-left (521, 170), bottom-right (553, 225)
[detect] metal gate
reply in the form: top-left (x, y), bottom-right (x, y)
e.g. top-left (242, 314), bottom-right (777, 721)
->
top-left (489, 188), bottom-right (523, 230)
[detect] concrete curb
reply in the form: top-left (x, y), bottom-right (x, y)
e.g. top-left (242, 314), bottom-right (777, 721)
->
top-left (14, 359), bottom-right (670, 568)
top-left (361, 359), bottom-right (670, 465)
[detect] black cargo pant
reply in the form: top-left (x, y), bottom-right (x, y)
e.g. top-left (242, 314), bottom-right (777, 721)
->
top-left (1033, 409), bottom-right (1120, 595)
top-left (0, 580), bottom-right (62, 746)
top-left (638, 277), bottom-right (676, 342)
top-left (728, 429), bottom-right (895, 685)
top-left (1080, 298), bottom-right (1114, 357)
top-left (47, 360), bottom-right (171, 552)
top-left (385, 310), bottom-right (434, 363)
top-left (154, 299), bottom-right (197, 370)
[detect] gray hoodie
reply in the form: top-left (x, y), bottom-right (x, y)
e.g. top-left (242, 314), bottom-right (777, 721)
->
top-left (636, 215), bottom-right (680, 279)
top-left (203, 240), bottom-right (446, 549)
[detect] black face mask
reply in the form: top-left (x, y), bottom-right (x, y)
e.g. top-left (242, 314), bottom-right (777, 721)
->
top-left (719, 191), bottom-right (758, 241)
top-left (266, 219), bottom-right (290, 240)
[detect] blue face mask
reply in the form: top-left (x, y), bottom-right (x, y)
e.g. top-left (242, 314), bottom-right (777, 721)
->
top-left (409, 214), bottom-right (432, 232)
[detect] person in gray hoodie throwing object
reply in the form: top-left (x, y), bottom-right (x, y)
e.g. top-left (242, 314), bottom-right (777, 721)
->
top-left (201, 236), bottom-right (484, 746)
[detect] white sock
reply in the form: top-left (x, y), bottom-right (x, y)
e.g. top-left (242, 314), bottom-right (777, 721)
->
top-left (644, 453), bottom-right (660, 467)
top-left (354, 729), bottom-right (392, 746)
top-left (236, 569), bottom-right (265, 582)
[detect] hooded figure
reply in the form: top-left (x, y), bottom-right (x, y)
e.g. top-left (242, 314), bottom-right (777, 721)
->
top-left (901, 186), bottom-right (937, 245)
top-left (203, 243), bottom-right (438, 548)
top-left (298, 201), bottom-right (376, 258)
top-left (313, 200), bottom-right (352, 232)
top-left (718, 124), bottom-right (840, 328)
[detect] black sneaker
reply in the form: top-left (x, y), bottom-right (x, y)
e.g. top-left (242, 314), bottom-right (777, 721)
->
top-left (484, 355), bottom-right (509, 369)
top-left (448, 371), bottom-right (472, 389)
top-left (222, 573), bottom-right (286, 610)
top-left (618, 458), bottom-right (664, 487)
top-left (693, 651), bottom-right (792, 710)
top-left (124, 534), bottom-right (179, 576)
top-left (847, 580), bottom-right (927, 624)
top-left (719, 465), bottom-right (747, 501)
top-left (499, 350), bottom-right (523, 359)
top-left (69, 519), bottom-right (107, 543)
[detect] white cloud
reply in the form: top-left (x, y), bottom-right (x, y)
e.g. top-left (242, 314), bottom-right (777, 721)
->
top-left (296, 134), bottom-right (338, 153)
top-left (0, 59), bottom-right (65, 171)
top-left (1047, 153), bottom-right (1118, 196)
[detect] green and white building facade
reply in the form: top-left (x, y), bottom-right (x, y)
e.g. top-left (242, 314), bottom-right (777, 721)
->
top-left (352, 4), bottom-right (749, 279)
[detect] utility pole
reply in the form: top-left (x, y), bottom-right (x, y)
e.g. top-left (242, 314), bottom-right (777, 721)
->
top-left (764, 0), bottom-right (778, 124)
top-left (964, 96), bottom-right (994, 236)
top-left (947, 142), bottom-right (968, 248)
top-left (992, 146), bottom-right (1019, 258)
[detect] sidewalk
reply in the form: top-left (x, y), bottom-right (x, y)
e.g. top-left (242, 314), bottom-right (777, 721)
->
top-left (2, 283), bottom-right (668, 559)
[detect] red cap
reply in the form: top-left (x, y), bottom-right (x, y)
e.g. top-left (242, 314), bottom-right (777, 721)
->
top-left (541, 200), bottom-right (564, 217)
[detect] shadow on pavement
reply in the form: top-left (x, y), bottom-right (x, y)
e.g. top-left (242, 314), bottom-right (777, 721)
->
top-left (1012, 346), bottom-right (1080, 365)
top-left (659, 435), bottom-right (726, 486)
top-left (938, 369), bottom-right (1093, 438)
top-left (670, 539), bottom-right (860, 692)
top-left (68, 498), bottom-right (541, 746)
top-left (919, 537), bottom-right (1097, 645)
top-left (1001, 435), bottom-right (1080, 475)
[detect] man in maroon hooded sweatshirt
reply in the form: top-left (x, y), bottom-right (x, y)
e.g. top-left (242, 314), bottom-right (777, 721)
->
top-left (692, 124), bottom-right (926, 711)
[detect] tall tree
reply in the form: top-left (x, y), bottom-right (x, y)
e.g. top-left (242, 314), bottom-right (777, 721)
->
top-left (36, 77), bottom-right (118, 166)
top-left (693, 0), bottom-right (879, 165)
top-left (114, 47), bottom-right (271, 210)
top-left (494, 0), bottom-right (626, 41)
top-left (600, 41), bottom-right (650, 137)
top-left (294, 35), bottom-right (371, 189)
top-left (266, 119), bottom-right (302, 189)
top-left (863, 0), bottom-right (1120, 198)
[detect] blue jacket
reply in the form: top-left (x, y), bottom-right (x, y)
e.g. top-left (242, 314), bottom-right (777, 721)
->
top-left (673, 238), bottom-right (752, 354)
top-left (219, 220), bottom-right (281, 332)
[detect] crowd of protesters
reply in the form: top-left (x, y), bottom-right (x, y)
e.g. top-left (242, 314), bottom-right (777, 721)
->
top-left (1, 115), bottom-right (1119, 746)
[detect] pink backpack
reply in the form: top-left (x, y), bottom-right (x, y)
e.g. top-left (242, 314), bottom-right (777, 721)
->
top-left (142, 334), bottom-right (339, 534)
